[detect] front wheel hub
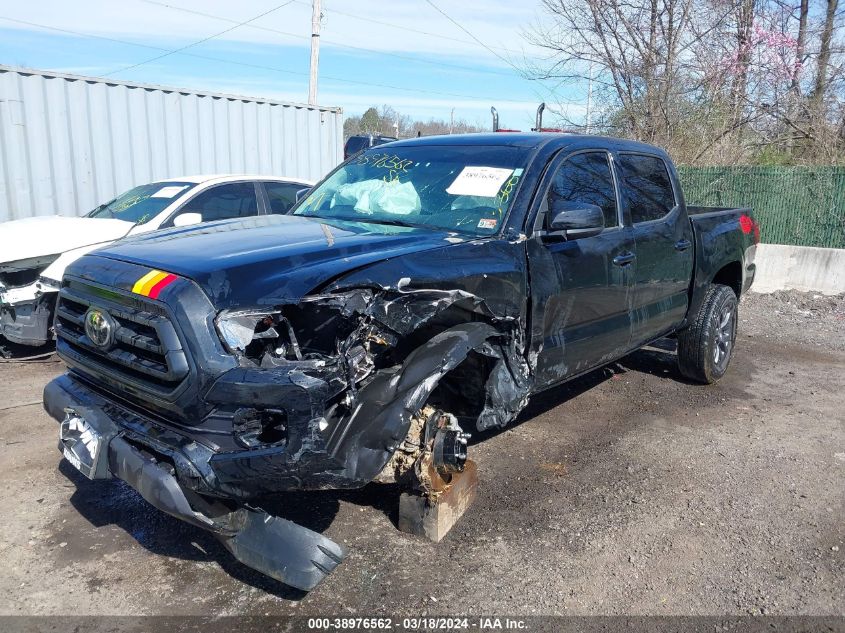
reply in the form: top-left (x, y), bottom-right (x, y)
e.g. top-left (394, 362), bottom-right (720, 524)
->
top-left (432, 427), bottom-right (470, 475)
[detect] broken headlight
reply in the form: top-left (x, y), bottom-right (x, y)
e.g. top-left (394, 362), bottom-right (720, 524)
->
top-left (215, 306), bottom-right (384, 386)
top-left (217, 312), bottom-right (288, 353)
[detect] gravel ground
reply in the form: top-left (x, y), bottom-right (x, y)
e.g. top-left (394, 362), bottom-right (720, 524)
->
top-left (741, 291), bottom-right (845, 351)
top-left (0, 290), bottom-right (842, 617)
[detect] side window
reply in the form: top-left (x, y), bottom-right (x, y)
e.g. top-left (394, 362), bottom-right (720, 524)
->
top-left (175, 182), bottom-right (258, 223)
top-left (548, 152), bottom-right (618, 229)
top-left (263, 182), bottom-right (303, 214)
top-left (617, 154), bottom-right (676, 223)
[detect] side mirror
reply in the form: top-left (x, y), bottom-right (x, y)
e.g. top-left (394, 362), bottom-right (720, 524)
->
top-left (547, 201), bottom-right (605, 239)
top-left (295, 187), bottom-right (311, 203)
top-left (172, 212), bottom-right (202, 227)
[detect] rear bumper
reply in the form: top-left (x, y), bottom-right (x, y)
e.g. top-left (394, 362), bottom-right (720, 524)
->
top-left (743, 261), bottom-right (756, 293)
top-left (45, 374), bottom-right (346, 591)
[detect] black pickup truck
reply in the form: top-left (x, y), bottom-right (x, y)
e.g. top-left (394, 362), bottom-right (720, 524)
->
top-left (43, 134), bottom-right (758, 590)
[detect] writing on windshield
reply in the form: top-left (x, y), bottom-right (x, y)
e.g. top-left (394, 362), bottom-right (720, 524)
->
top-left (88, 182), bottom-right (196, 225)
top-left (294, 146), bottom-right (529, 235)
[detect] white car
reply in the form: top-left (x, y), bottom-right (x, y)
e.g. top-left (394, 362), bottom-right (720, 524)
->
top-left (0, 174), bottom-right (313, 347)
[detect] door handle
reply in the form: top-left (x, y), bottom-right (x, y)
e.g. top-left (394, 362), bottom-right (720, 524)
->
top-left (674, 239), bottom-right (692, 252)
top-left (613, 252), bottom-right (636, 267)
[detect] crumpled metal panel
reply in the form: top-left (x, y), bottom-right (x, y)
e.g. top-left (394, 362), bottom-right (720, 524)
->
top-left (0, 64), bottom-right (343, 222)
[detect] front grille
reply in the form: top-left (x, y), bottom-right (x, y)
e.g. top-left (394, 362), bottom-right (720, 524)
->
top-left (55, 282), bottom-right (189, 397)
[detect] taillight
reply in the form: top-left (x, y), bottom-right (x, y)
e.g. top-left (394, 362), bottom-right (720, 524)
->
top-left (739, 214), bottom-right (760, 244)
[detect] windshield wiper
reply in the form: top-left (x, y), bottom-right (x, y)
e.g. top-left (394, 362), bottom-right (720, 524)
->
top-left (312, 215), bottom-right (423, 230)
top-left (86, 203), bottom-right (107, 218)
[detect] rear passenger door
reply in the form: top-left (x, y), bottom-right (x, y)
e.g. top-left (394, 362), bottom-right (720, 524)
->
top-left (616, 153), bottom-right (694, 347)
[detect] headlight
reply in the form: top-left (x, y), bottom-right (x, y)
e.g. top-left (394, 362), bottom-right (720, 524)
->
top-left (215, 302), bottom-right (385, 386)
top-left (216, 311), bottom-right (277, 353)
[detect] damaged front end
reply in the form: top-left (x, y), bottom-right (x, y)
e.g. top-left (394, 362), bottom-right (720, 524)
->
top-left (47, 262), bottom-right (533, 590)
top-left (0, 256), bottom-right (61, 347)
top-left (207, 283), bottom-right (532, 496)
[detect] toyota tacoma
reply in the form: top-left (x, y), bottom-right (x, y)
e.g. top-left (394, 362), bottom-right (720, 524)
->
top-left (43, 133), bottom-right (758, 590)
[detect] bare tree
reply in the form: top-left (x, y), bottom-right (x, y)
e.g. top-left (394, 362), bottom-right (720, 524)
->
top-left (811, 0), bottom-right (839, 104)
top-left (527, 0), bottom-right (719, 146)
top-left (528, 0), bottom-right (845, 164)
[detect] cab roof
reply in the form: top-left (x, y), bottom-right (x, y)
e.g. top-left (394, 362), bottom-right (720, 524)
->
top-left (383, 133), bottom-right (668, 157)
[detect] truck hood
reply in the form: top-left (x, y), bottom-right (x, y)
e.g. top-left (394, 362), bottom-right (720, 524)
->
top-left (94, 214), bottom-right (467, 308)
top-left (0, 215), bottom-right (134, 264)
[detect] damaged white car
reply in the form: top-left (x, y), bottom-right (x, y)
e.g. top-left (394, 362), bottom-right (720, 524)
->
top-left (0, 175), bottom-right (312, 347)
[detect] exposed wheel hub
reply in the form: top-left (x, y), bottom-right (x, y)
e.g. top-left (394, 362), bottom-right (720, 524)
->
top-left (433, 425), bottom-right (470, 475)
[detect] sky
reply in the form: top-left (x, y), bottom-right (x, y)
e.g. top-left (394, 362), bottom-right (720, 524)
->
top-left (0, 0), bottom-right (590, 131)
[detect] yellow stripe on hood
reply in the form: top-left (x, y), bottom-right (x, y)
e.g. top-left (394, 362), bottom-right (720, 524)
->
top-left (132, 270), bottom-right (166, 295)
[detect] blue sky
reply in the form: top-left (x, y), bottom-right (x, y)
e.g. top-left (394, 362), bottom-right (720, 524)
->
top-left (0, 0), bottom-right (589, 130)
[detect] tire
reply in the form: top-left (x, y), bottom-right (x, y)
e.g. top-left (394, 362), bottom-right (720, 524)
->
top-left (677, 284), bottom-right (738, 384)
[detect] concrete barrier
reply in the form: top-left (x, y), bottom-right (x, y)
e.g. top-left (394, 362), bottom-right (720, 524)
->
top-left (752, 244), bottom-right (845, 295)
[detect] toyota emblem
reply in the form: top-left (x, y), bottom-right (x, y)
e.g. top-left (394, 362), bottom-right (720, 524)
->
top-left (84, 307), bottom-right (115, 349)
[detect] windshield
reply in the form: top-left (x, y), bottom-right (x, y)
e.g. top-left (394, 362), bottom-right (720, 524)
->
top-left (294, 146), bottom-right (529, 235)
top-left (87, 181), bottom-right (197, 224)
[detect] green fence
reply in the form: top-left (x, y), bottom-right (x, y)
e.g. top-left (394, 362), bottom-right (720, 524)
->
top-left (677, 166), bottom-right (845, 249)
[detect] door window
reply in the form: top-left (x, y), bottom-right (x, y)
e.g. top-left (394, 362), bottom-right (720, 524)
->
top-left (548, 152), bottom-right (618, 228)
top-left (617, 154), bottom-right (676, 223)
top-left (175, 182), bottom-right (259, 223)
top-left (263, 181), bottom-right (304, 214)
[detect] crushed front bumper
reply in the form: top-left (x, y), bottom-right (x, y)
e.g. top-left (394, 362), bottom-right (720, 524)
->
top-left (45, 375), bottom-right (346, 591)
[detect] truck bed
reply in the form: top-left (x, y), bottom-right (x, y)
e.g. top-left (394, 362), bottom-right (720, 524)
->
top-left (685, 205), bottom-right (759, 326)
top-left (687, 205), bottom-right (751, 218)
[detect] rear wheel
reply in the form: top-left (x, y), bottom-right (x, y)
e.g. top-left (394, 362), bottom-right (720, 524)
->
top-left (677, 284), bottom-right (738, 384)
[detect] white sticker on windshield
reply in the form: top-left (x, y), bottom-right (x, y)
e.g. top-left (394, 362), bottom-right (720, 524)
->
top-left (151, 185), bottom-right (189, 199)
top-left (446, 167), bottom-right (514, 198)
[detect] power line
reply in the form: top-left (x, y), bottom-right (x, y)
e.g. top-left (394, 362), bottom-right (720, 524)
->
top-left (140, 0), bottom-right (515, 78)
top-left (422, 0), bottom-right (525, 76)
top-left (419, 0), bottom-right (552, 113)
top-left (290, 0), bottom-right (521, 57)
top-left (0, 15), bottom-right (532, 103)
top-left (103, 0), bottom-right (296, 76)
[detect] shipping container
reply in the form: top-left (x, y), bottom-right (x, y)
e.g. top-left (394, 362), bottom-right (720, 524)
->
top-left (0, 65), bottom-right (343, 222)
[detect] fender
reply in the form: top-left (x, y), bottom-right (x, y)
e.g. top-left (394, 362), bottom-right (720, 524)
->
top-left (328, 322), bottom-right (501, 484)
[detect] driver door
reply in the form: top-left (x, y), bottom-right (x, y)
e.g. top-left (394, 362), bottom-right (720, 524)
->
top-left (527, 150), bottom-right (635, 388)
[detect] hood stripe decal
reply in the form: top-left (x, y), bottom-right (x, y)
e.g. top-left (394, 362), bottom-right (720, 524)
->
top-left (132, 270), bottom-right (177, 298)
top-left (147, 273), bottom-right (178, 299)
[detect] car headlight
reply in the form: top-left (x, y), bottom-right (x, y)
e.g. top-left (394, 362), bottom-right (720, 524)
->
top-left (216, 311), bottom-right (280, 353)
top-left (216, 300), bottom-right (390, 387)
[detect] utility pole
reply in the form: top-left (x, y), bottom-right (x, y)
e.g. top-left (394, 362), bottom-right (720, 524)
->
top-left (308, 0), bottom-right (321, 105)
top-left (450, 108), bottom-right (455, 134)
top-left (585, 61), bottom-right (593, 134)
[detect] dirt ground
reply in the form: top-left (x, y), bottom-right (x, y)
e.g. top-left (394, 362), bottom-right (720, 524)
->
top-left (0, 290), bottom-right (842, 617)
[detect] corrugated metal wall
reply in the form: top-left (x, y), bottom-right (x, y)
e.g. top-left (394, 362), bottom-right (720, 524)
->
top-left (679, 166), bottom-right (845, 249)
top-left (0, 65), bottom-right (343, 222)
